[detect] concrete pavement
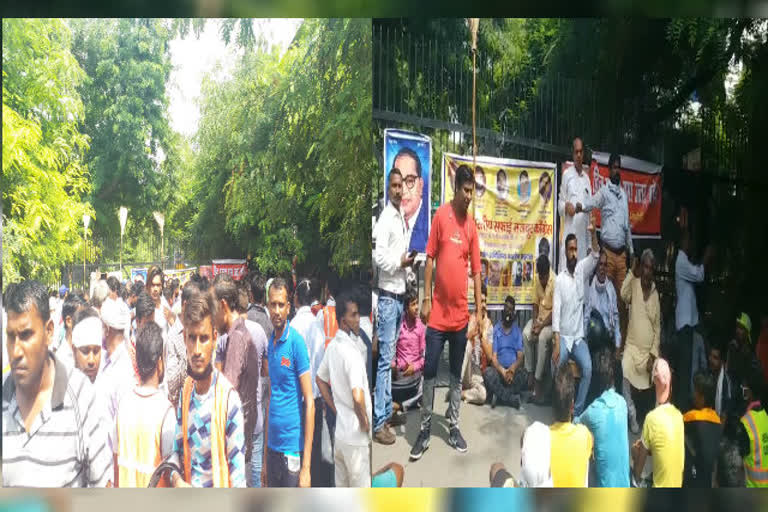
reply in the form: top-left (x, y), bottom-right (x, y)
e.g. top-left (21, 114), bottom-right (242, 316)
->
top-left (372, 386), bottom-right (555, 487)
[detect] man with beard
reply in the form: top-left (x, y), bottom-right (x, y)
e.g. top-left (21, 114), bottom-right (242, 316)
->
top-left (524, 254), bottom-right (555, 405)
top-left (394, 147), bottom-right (429, 252)
top-left (558, 137), bottom-right (593, 272)
top-left (168, 291), bottom-right (246, 488)
top-left (165, 282), bottom-right (200, 409)
top-left (578, 153), bottom-right (633, 342)
top-left (411, 165), bottom-right (483, 460)
top-left (483, 296), bottom-right (528, 409)
top-left (373, 168), bottom-right (414, 445)
top-left (3, 280), bottom-right (113, 487)
top-left (621, 250), bottom-right (661, 434)
top-left (552, 223), bottom-right (599, 418)
top-left (583, 251), bottom-right (621, 362)
top-left (263, 278), bottom-right (315, 487)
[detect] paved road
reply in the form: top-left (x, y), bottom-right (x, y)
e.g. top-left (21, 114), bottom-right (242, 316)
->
top-left (372, 386), bottom-right (556, 487)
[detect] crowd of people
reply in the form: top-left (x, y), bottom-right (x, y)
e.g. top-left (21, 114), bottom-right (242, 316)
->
top-left (2, 265), bottom-right (375, 488)
top-left (372, 136), bottom-right (768, 487)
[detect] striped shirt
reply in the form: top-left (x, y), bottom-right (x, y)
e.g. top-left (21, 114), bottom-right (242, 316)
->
top-left (169, 370), bottom-right (246, 487)
top-left (2, 353), bottom-right (113, 487)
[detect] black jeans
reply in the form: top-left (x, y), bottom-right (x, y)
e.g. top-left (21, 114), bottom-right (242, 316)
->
top-left (266, 447), bottom-right (301, 487)
top-left (420, 325), bottom-right (468, 430)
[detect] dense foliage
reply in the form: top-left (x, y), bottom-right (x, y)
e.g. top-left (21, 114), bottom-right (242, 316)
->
top-left (2, 18), bottom-right (372, 288)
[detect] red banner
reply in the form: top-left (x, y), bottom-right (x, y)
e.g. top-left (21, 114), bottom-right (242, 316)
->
top-left (588, 160), bottom-right (662, 237)
top-left (211, 259), bottom-right (247, 280)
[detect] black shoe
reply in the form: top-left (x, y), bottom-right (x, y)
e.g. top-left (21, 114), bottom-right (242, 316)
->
top-left (409, 427), bottom-right (431, 460)
top-left (491, 394), bottom-right (497, 409)
top-left (448, 427), bottom-right (468, 453)
top-left (509, 395), bottom-right (521, 409)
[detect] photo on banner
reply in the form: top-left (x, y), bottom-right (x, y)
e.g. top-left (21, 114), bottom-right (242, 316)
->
top-left (442, 153), bottom-right (557, 309)
top-left (383, 129), bottom-right (432, 253)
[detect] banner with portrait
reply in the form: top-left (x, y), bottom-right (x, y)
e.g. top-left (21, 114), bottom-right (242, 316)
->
top-left (588, 151), bottom-right (662, 238)
top-left (442, 153), bottom-right (557, 309)
top-left (383, 129), bottom-right (432, 253)
top-left (130, 267), bottom-right (148, 284)
top-left (165, 267), bottom-right (198, 286)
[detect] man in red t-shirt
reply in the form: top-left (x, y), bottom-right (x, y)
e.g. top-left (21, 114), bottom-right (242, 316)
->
top-left (410, 165), bottom-right (483, 460)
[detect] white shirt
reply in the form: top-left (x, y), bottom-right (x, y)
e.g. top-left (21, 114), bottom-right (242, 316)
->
top-left (552, 251), bottom-right (599, 351)
top-left (154, 296), bottom-right (171, 342)
top-left (293, 306), bottom-right (326, 398)
top-left (317, 329), bottom-right (371, 447)
top-left (675, 250), bottom-right (705, 330)
top-left (558, 164), bottom-right (593, 271)
top-left (95, 341), bottom-right (138, 454)
top-left (373, 202), bottom-right (408, 295)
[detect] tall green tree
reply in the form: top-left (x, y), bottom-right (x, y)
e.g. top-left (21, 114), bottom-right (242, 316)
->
top-left (2, 18), bottom-right (93, 286)
top-left (184, 18), bottom-right (372, 276)
top-left (70, 18), bottom-right (176, 255)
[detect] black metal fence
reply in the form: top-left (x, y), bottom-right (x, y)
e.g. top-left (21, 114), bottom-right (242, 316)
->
top-left (373, 21), bottom-right (759, 341)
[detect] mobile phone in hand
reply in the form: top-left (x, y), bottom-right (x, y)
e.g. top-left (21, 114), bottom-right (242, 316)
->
top-left (408, 250), bottom-right (418, 259)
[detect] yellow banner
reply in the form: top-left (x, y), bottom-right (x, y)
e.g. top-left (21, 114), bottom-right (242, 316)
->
top-left (442, 153), bottom-right (557, 308)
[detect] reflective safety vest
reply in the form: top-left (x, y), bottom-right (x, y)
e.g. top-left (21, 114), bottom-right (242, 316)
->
top-left (323, 305), bottom-right (338, 348)
top-left (181, 373), bottom-right (233, 487)
top-left (741, 407), bottom-right (768, 487)
top-left (117, 388), bottom-right (174, 487)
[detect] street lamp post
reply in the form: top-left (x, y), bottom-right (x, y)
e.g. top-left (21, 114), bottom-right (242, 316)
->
top-left (83, 214), bottom-right (90, 291)
top-left (153, 211), bottom-right (165, 271)
top-left (119, 207), bottom-right (128, 277)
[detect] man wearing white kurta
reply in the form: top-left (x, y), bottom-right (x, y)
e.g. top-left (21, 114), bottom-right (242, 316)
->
top-left (552, 223), bottom-right (599, 417)
top-left (558, 137), bottom-right (593, 273)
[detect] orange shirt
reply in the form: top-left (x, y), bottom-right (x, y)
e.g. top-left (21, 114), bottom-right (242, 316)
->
top-left (426, 203), bottom-right (481, 332)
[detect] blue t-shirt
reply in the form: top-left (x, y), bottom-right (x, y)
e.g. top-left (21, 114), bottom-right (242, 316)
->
top-left (267, 321), bottom-right (311, 454)
top-left (493, 322), bottom-right (523, 368)
top-left (575, 388), bottom-right (630, 487)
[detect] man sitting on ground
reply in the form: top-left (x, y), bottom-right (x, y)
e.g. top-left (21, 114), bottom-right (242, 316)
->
top-left (523, 255), bottom-right (555, 405)
top-left (483, 295), bottom-right (528, 409)
top-left (550, 366), bottom-right (592, 487)
top-left (575, 348), bottom-right (629, 487)
top-left (631, 358), bottom-right (684, 488)
top-left (390, 288), bottom-right (425, 420)
top-left (683, 371), bottom-right (722, 488)
top-left (489, 421), bottom-right (553, 487)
